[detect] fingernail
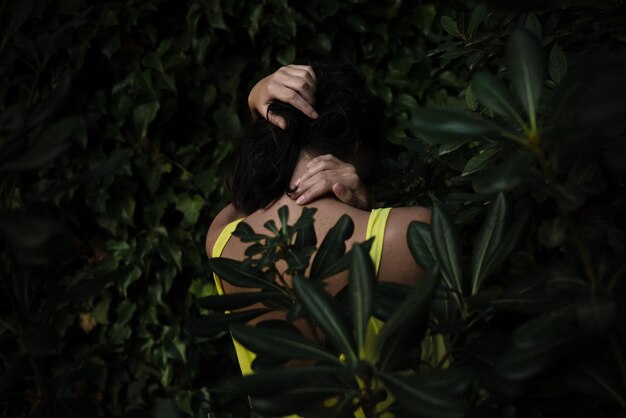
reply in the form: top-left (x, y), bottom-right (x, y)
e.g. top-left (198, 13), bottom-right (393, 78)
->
top-left (296, 196), bottom-right (304, 204)
top-left (311, 111), bottom-right (319, 119)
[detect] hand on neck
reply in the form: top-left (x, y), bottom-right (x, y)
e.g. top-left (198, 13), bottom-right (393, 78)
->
top-left (289, 151), bottom-right (316, 190)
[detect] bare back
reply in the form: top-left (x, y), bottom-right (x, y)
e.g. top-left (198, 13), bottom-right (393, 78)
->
top-left (206, 194), bottom-right (431, 296)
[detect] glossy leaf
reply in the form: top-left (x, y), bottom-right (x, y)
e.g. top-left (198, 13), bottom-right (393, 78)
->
top-left (186, 309), bottom-right (269, 337)
top-left (293, 276), bottom-right (357, 363)
top-left (462, 143), bottom-right (501, 176)
top-left (230, 323), bottom-right (343, 365)
top-left (348, 244), bottom-right (375, 356)
top-left (250, 388), bottom-right (342, 416)
top-left (511, 305), bottom-right (579, 349)
top-left (407, 221), bottom-right (437, 270)
top-left (209, 258), bottom-right (279, 291)
top-left (133, 100), bottom-right (160, 140)
top-left (472, 153), bottom-right (534, 194)
top-left (440, 16), bottom-right (460, 37)
top-left (376, 267), bottom-right (439, 366)
top-left (549, 43), bottom-right (567, 84)
top-left (196, 291), bottom-right (282, 311)
top-left (310, 215), bottom-right (354, 280)
top-left (218, 366), bottom-right (348, 397)
top-left (471, 71), bottom-right (525, 127)
top-left (410, 107), bottom-right (501, 144)
top-left (506, 28), bottom-right (544, 128)
top-left (233, 222), bottom-right (269, 242)
top-left (431, 205), bottom-right (463, 294)
top-left (468, 2), bottom-right (489, 36)
top-left (471, 192), bottom-right (507, 294)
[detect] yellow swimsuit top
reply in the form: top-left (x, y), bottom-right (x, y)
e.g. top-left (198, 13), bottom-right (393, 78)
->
top-left (211, 208), bottom-right (391, 376)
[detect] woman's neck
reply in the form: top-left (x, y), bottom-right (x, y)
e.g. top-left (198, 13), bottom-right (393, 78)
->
top-left (288, 152), bottom-right (315, 189)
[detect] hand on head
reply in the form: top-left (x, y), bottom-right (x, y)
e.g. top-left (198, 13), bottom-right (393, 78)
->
top-left (246, 63), bottom-right (376, 210)
top-left (248, 64), bottom-right (319, 130)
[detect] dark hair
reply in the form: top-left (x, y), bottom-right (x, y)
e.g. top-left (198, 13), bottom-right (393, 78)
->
top-left (228, 62), bottom-right (385, 214)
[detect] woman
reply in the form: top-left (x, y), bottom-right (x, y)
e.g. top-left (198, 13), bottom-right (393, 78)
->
top-left (205, 63), bottom-right (431, 375)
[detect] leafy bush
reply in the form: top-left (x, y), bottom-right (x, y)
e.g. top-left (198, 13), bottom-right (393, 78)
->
top-left (1, 0), bottom-right (624, 417)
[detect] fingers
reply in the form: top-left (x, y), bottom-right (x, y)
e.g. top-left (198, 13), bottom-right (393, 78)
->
top-left (294, 180), bottom-right (334, 205)
top-left (267, 112), bottom-right (287, 130)
top-left (275, 66), bottom-right (317, 102)
top-left (295, 155), bottom-right (346, 187)
top-left (267, 82), bottom-right (318, 120)
top-left (332, 183), bottom-right (355, 205)
top-left (248, 65), bottom-right (319, 129)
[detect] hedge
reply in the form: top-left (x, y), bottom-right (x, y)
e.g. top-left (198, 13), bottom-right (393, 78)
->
top-left (1, 0), bottom-right (625, 417)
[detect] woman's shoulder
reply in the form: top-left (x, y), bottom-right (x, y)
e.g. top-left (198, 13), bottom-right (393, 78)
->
top-left (205, 203), bottom-right (247, 259)
top-left (384, 206), bottom-right (432, 236)
top-left (376, 206), bottom-right (432, 286)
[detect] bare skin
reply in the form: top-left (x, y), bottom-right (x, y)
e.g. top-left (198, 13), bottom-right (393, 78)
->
top-left (206, 152), bottom-right (432, 293)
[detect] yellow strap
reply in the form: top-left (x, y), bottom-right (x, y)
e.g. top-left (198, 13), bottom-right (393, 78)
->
top-left (365, 208), bottom-right (391, 274)
top-left (211, 217), bottom-right (258, 376)
top-left (212, 218), bottom-right (245, 295)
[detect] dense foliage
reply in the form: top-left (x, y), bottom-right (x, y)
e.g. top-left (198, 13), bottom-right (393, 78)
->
top-left (1, 0), bottom-right (625, 417)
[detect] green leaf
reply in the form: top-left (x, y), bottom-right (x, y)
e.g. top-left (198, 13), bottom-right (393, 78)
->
top-left (187, 309), bottom-right (268, 337)
top-left (175, 194), bottom-right (204, 227)
top-left (524, 13), bottom-right (542, 41)
top-left (278, 205), bottom-right (289, 230)
top-left (378, 372), bottom-right (464, 418)
top-left (506, 28), bottom-right (544, 130)
top-left (410, 107), bottom-right (501, 144)
top-left (462, 144), bottom-right (501, 176)
top-left (218, 366), bottom-right (347, 397)
top-left (497, 337), bottom-right (575, 380)
top-left (196, 291), bottom-right (282, 311)
top-left (347, 14), bottom-right (368, 32)
top-left (310, 215), bottom-right (354, 280)
top-left (232, 222), bottom-right (269, 242)
top-left (549, 43), bottom-right (567, 84)
top-left (431, 205), bottom-right (463, 294)
top-left (293, 276), bottom-right (357, 363)
top-left (407, 221), bottom-right (437, 270)
top-left (276, 45), bottom-right (295, 66)
top-left (376, 268), bottom-right (439, 366)
top-left (250, 388), bottom-right (342, 417)
top-left (511, 304), bottom-right (581, 349)
top-left (440, 16), bottom-right (460, 37)
top-left (471, 71), bottom-right (525, 127)
top-left (348, 244), bottom-right (375, 356)
top-left (472, 153), bottom-right (534, 194)
top-left (471, 192), bottom-right (507, 294)
top-left (133, 101), bottom-right (160, 140)
top-left (230, 323), bottom-right (343, 365)
top-left (294, 208), bottom-right (318, 253)
top-left (468, 2), bottom-right (489, 36)
top-left (209, 258), bottom-right (281, 291)
top-left (159, 241), bottom-right (182, 271)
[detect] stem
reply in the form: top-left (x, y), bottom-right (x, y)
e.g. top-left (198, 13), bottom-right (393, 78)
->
top-left (435, 333), bottom-right (461, 370)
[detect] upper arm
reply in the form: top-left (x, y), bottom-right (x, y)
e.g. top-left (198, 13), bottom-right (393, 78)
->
top-left (378, 206), bottom-right (432, 286)
top-left (205, 203), bottom-right (247, 259)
